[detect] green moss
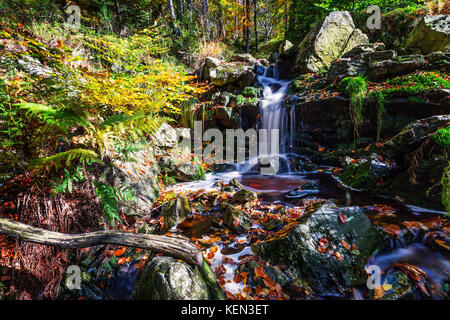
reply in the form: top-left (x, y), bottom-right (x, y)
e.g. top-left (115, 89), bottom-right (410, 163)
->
top-left (442, 164), bottom-right (450, 215)
top-left (432, 126), bottom-right (450, 152)
top-left (340, 161), bottom-right (375, 190)
top-left (242, 86), bottom-right (259, 99)
top-left (338, 76), bottom-right (368, 140)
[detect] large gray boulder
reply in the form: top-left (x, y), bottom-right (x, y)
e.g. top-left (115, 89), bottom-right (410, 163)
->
top-left (131, 256), bottom-right (226, 300)
top-left (294, 11), bottom-right (369, 74)
top-left (153, 123), bottom-right (178, 148)
top-left (406, 15), bottom-right (450, 54)
top-left (106, 147), bottom-right (159, 217)
top-left (251, 204), bottom-right (386, 295)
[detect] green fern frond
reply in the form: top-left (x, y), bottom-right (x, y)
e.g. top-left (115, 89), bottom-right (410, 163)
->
top-left (17, 103), bottom-right (93, 134)
top-left (32, 148), bottom-right (104, 170)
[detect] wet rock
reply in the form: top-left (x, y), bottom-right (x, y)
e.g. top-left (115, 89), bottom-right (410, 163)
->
top-left (261, 216), bottom-right (284, 231)
top-left (251, 205), bottom-right (386, 295)
top-left (236, 260), bottom-right (291, 288)
top-left (214, 106), bottom-right (238, 128)
top-left (174, 163), bottom-right (202, 182)
top-left (382, 115), bottom-right (450, 161)
top-left (232, 188), bottom-right (258, 204)
top-left (131, 256), bottom-right (226, 300)
top-left (213, 91), bottom-right (234, 107)
top-left (58, 268), bottom-right (105, 300)
top-left (339, 157), bottom-right (395, 191)
top-left (238, 70), bottom-right (256, 88)
top-left (406, 15), bottom-right (450, 54)
top-left (294, 11), bottom-right (368, 74)
top-left (223, 204), bottom-right (253, 234)
top-left (161, 196), bottom-right (192, 230)
top-left (374, 270), bottom-right (416, 300)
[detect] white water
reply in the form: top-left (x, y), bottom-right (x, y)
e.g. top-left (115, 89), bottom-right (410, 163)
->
top-left (258, 67), bottom-right (293, 155)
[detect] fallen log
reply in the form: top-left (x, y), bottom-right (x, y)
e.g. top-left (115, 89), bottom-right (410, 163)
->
top-left (0, 217), bottom-right (203, 266)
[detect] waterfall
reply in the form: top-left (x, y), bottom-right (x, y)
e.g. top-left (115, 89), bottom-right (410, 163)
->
top-left (257, 64), bottom-right (294, 156)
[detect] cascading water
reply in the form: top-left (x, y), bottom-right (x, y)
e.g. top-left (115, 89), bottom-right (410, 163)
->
top-left (257, 65), bottom-right (293, 156)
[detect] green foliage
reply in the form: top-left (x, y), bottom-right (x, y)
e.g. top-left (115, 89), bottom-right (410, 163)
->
top-left (369, 91), bottom-right (387, 142)
top-left (32, 149), bottom-right (104, 171)
top-left (194, 164), bottom-right (206, 181)
top-left (95, 182), bottom-right (137, 226)
top-left (18, 103), bottom-right (93, 134)
top-left (442, 164), bottom-right (450, 215)
top-left (51, 165), bottom-right (86, 196)
top-left (338, 76), bottom-right (368, 140)
top-left (0, 79), bottom-right (23, 180)
top-left (432, 126), bottom-right (450, 152)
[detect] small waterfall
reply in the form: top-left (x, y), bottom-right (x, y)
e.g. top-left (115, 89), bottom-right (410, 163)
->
top-left (257, 64), bottom-right (294, 156)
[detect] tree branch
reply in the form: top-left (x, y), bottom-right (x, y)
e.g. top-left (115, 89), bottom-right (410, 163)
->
top-left (0, 217), bottom-right (203, 266)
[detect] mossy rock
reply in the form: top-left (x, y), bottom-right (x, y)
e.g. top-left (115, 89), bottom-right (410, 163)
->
top-left (161, 195), bottom-right (192, 230)
top-left (251, 204), bottom-right (386, 295)
top-left (223, 204), bottom-right (253, 234)
top-left (131, 256), bottom-right (226, 300)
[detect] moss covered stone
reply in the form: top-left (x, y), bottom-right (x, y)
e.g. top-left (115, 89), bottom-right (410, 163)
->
top-left (131, 256), bottom-right (226, 300)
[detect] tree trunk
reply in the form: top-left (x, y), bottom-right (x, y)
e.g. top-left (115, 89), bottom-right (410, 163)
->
top-left (245, 0), bottom-right (250, 53)
top-left (167, 0), bottom-right (179, 33)
top-left (253, 0), bottom-right (258, 52)
top-left (0, 217), bottom-right (203, 266)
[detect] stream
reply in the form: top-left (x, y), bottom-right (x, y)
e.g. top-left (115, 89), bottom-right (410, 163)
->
top-left (101, 65), bottom-right (449, 300)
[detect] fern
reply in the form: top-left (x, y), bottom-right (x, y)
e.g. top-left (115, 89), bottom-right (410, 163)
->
top-left (95, 182), bottom-right (137, 226)
top-left (17, 103), bottom-right (93, 134)
top-left (95, 182), bottom-right (121, 226)
top-left (32, 149), bottom-right (104, 170)
top-left (51, 165), bottom-right (85, 196)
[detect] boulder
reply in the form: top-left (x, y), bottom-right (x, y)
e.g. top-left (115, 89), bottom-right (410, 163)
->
top-left (251, 205), bottom-right (386, 295)
top-left (294, 11), bottom-right (369, 74)
top-left (278, 40), bottom-right (294, 56)
top-left (209, 62), bottom-right (253, 87)
top-left (202, 56), bottom-right (222, 81)
top-left (223, 204), bottom-right (253, 234)
top-left (232, 188), bottom-right (258, 204)
top-left (382, 115), bottom-right (450, 161)
top-left (214, 106), bottom-right (238, 128)
top-left (153, 123), bottom-right (178, 148)
top-left (230, 53), bottom-right (262, 69)
top-left (235, 260), bottom-right (291, 288)
top-left (213, 91), bottom-right (234, 107)
top-left (368, 54), bottom-right (426, 81)
top-left (339, 157), bottom-right (395, 191)
top-left (161, 196), bottom-right (192, 230)
top-left (17, 55), bottom-right (54, 78)
top-left (106, 147), bottom-right (159, 217)
top-left (174, 163), bottom-right (201, 182)
top-left (131, 256), bottom-right (226, 300)
top-left (406, 15), bottom-right (450, 54)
